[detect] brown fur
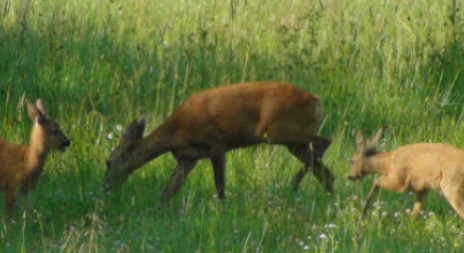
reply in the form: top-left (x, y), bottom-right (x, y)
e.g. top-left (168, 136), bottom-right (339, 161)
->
top-left (104, 82), bottom-right (334, 200)
top-left (349, 129), bottom-right (464, 219)
top-left (0, 100), bottom-right (70, 213)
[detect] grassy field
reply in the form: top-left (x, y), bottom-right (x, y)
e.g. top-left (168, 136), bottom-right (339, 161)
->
top-left (1, 0), bottom-right (464, 252)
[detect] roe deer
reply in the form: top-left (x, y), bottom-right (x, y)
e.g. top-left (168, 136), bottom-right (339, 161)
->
top-left (0, 99), bottom-right (70, 213)
top-left (349, 129), bottom-right (464, 219)
top-left (103, 82), bottom-right (334, 200)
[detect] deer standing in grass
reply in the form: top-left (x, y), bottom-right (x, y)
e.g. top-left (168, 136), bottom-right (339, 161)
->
top-left (104, 82), bottom-right (334, 200)
top-left (349, 129), bottom-right (464, 219)
top-left (0, 99), bottom-right (70, 213)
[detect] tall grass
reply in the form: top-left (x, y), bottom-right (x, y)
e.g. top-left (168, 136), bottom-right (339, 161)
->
top-left (0, 0), bottom-right (464, 252)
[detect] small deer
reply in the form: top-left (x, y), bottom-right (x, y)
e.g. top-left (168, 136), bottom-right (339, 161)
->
top-left (349, 129), bottom-right (464, 219)
top-left (0, 99), bottom-right (70, 213)
top-left (104, 82), bottom-right (334, 200)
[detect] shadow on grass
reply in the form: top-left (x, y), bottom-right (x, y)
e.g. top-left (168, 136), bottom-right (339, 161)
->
top-left (427, 36), bottom-right (464, 124)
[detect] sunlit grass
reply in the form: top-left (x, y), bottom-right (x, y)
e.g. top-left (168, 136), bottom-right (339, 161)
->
top-left (0, 0), bottom-right (463, 252)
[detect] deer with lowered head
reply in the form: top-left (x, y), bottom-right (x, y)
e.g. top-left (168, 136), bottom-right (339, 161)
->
top-left (349, 129), bottom-right (464, 219)
top-left (103, 82), bottom-right (334, 201)
top-left (0, 99), bottom-right (70, 213)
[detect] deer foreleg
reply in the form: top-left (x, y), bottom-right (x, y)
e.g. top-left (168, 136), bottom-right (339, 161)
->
top-left (363, 176), bottom-right (408, 218)
top-left (4, 188), bottom-right (18, 215)
top-left (161, 158), bottom-right (197, 200)
top-left (210, 153), bottom-right (226, 199)
top-left (412, 190), bottom-right (428, 217)
top-left (363, 182), bottom-right (379, 218)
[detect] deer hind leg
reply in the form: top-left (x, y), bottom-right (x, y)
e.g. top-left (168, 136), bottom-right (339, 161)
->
top-left (449, 196), bottom-right (464, 220)
top-left (441, 183), bottom-right (464, 220)
top-left (287, 143), bottom-right (334, 193)
top-left (287, 144), bottom-right (312, 190)
top-left (161, 157), bottom-right (198, 200)
top-left (210, 153), bottom-right (226, 199)
top-left (311, 139), bottom-right (333, 193)
top-left (256, 109), bottom-right (332, 191)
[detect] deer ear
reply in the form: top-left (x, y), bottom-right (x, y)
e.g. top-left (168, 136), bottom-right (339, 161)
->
top-left (27, 100), bottom-right (47, 124)
top-left (354, 129), bottom-right (365, 149)
top-left (121, 119), bottom-right (146, 144)
top-left (378, 139), bottom-right (387, 152)
top-left (35, 99), bottom-right (48, 117)
top-left (367, 128), bottom-right (383, 149)
top-left (133, 119), bottom-right (146, 140)
top-left (351, 129), bottom-right (357, 137)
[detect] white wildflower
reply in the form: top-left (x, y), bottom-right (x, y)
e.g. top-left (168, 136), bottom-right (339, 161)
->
top-left (325, 223), bottom-right (337, 229)
top-left (318, 234), bottom-right (328, 240)
top-left (115, 124), bottom-right (123, 132)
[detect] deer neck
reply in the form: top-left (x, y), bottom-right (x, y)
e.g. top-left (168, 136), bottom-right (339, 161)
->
top-left (128, 121), bottom-right (176, 172)
top-left (24, 125), bottom-right (49, 176)
top-left (364, 152), bottom-right (393, 176)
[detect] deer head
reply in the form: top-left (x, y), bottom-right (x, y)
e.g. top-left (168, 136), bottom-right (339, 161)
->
top-left (27, 99), bottom-right (70, 152)
top-left (348, 128), bottom-right (383, 180)
top-left (103, 119), bottom-right (146, 189)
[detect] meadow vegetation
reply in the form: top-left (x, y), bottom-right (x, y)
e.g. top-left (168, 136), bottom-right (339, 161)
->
top-left (0, 0), bottom-right (464, 252)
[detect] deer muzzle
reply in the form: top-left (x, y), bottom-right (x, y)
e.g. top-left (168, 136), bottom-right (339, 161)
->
top-left (59, 139), bottom-right (71, 152)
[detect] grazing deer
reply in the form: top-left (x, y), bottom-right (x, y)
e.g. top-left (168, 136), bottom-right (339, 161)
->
top-left (349, 129), bottom-right (464, 219)
top-left (104, 82), bottom-right (334, 200)
top-left (0, 99), bottom-right (70, 213)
